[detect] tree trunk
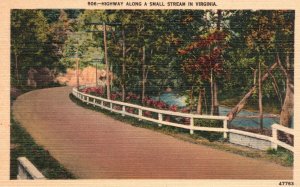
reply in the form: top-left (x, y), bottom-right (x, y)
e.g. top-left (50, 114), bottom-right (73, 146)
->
top-left (258, 59), bottom-right (263, 131)
top-left (203, 88), bottom-right (208, 114)
top-left (212, 9), bottom-right (222, 116)
top-left (110, 62), bottom-right (113, 90)
top-left (196, 89), bottom-right (202, 114)
top-left (265, 66), bottom-right (283, 106)
top-left (76, 49), bottom-right (79, 89)
top-left (158, 91), bottom-right (161, 101)
top-left (217, 10), bottom-right (222, 29)
top-left (190, 85), bottom-right (194, 112)
top-left (121, 29), bottom-right (126, 101)
top-left (95, 61), bottom-right (98, 86)
top-left (213, 82), bottom-right (219, 115)
top-left (14, 53), bottom-right (20, 86)
top-left (278, 54), bottom-right (294, 128)
top-left (228, 61), bottom-right (278, 121)
top-left (103, 23), bottom-right (110, 99)
top-left (141, 46), bottom-right (146, 103)
top-left (210, 69), bottom-right (214, 115)
top-left (280, 79), bottom-right (293, 127)
top-left (253, 69), bottom-right (257, 85)
top-left (76, 58), bottom-right (79, 89)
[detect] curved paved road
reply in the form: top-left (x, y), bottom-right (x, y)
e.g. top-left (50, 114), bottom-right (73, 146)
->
top-left (12, 87), bottom-right (293, 179)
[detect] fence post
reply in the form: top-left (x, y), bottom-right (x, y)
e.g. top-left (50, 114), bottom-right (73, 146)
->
top-left (158, 113), bottom-right (163, 127)
top-left (122, 106), bottom-right (125, 116)
top-left (271, 124), bottom-right (278, 149)
top-left (138, 109), bottom-right (142, 121)
top-left (93, 98), bottom-right (95, 107)
top-left (110, 102), bottom-right (113, 112)
top-left (223, 119), bottom-right (228, 139)
top-left (190, 117), bottom-right (194, 135)
top-left (100, 100), bottom-right (103, 108)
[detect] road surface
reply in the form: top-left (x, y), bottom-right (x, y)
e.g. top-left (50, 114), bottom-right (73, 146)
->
top-left (12, 86), bottom-right (293, 179)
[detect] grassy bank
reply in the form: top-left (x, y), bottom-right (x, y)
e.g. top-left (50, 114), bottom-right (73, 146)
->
top-left (10, 116), bottom-right (76, 179)
top-left (70, 94), bottom-right (293, 167)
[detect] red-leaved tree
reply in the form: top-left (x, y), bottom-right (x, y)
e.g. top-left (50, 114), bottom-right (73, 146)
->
top-left (179, 30), bottom-right (227, 114)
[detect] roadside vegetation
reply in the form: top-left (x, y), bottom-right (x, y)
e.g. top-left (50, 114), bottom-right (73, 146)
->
top-left (10, 116), bottom-right (76, 179)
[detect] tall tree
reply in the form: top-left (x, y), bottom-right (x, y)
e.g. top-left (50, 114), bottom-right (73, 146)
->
top-left (227, 10), bottom-right (294, 130)
top-left (212, 10), bottom-right (222, 115)
top-left (49, 10), bottom-right (74, 74)
top-left (272, 10), bottom-right (294, 128)
top-left (11, 10), bottom-right (51, 87)
top-left (179, 30), bottom-right (227, 114)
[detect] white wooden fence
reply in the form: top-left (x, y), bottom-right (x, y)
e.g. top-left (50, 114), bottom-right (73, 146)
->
top-left (17, 157), bottom-right (46, 180)
top-left (72, 87), bottom-right (294, 152)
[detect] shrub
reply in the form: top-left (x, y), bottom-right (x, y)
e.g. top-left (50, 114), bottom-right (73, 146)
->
top-left (194, 119), bottom-right (222, 128)
top-left (169, 105), bottom-right (178, 112)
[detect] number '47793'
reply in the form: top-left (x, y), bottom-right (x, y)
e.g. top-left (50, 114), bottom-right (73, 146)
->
top-left (279, 181), bottom-right (294, 186)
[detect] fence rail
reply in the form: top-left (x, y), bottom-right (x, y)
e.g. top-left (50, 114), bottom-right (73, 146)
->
top-left (17, 157), bottom-right (46, 180)
top-left (271, 124), bottom-right (294, 151)
top-left (72, 87), bottom-right (294, 152)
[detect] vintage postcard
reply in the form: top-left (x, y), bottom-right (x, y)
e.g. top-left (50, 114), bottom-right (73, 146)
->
top-left (0, 0), bottom-right (299, 186)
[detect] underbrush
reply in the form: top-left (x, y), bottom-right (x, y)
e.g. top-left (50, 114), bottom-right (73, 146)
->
top-left (266, 147), bottom-right (293, 167)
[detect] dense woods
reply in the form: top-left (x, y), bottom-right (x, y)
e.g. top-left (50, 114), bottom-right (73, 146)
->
top-left (11, 9), bottom-right (294, 129)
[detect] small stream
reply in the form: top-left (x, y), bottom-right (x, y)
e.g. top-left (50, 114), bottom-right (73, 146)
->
top-left (219, 107), bottom-right (279, 129)
top-left (153, 92), bottom-right (284, 129)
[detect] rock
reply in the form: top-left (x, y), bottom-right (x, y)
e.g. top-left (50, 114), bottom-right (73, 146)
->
top-left (27, 68), bottom-right (38, 88)
top-left (27, 67), bottom-right (55, 88)
top-left (165, 87), bottom-right (172, 93)
top-left (55, 66), bottom-right (107, 86)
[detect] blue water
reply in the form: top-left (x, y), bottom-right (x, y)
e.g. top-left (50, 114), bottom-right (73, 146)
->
top-left (153, 93), bottom-right (281, 129)
top-left (219, 107), bottom-right (279, 129)
top-left (153, 93), bottom-right (186, 107)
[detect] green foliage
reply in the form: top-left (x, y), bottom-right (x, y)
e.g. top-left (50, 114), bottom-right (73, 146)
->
top-left (11, 9), bottom-right (70, 87)
top-left (266, 147), bottom-right (293, 167)
top-left (267, 148), bottom-right (277, 154)
top-left (193, 119), bottom-right (223, 141)
top-left (222, 10), bottom-right (294, 110)
top-left (61, 32), bottom-right (103, 69)
top-left (42, 9), bottom-right (61, 23)
top-left (194, 119), bottom-right (222, 127)
top-left (11, 9), bottom-right (294, 124)
top-left (11, 10), bottom-right (50, 86)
